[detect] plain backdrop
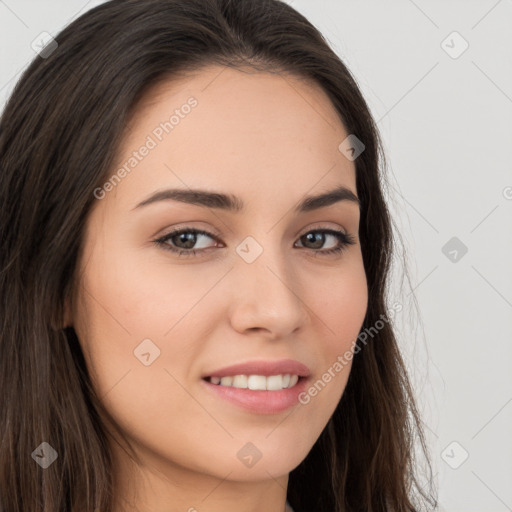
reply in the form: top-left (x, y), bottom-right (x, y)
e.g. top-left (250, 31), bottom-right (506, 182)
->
top-left (1, 1), bottom-right (511, 511)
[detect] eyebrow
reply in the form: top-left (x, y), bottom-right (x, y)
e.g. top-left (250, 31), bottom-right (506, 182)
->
top-left (132, 184), bottom-right (360, 213)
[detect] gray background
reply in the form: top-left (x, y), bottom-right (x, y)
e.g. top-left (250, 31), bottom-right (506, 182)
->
top-left (1, 1), bottom-right (511, 510)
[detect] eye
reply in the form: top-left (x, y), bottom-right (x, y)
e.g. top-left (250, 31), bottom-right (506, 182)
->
top-left (295, 228), bottom-right (357, 256)
top-left (154, 226), bottom-right (357, 258)
top-left (154, 228), bottom-right (219, 258)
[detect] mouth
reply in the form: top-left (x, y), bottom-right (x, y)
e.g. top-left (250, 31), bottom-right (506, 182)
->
top-left (201, 374), bottom-right (310, 414)
top-left (202, 374), bottom-right (304, 390)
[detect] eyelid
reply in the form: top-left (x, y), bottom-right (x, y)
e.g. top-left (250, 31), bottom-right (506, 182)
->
top-left (154, 222), bottom-right (223, 242)
top-left (296, 222), bottom-right (351, 238)
top-left (153, 222), bottom-right (357, 260)
top-left (155, 221), bottom-right (352, 243)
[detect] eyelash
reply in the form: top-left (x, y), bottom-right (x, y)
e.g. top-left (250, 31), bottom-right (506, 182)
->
top-left (154, 226), bottom-right (357, 258)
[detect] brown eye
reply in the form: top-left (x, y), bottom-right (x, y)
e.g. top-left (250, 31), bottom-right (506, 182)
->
top-left (154, 226), bottom-right (356, 258)
top-left (295, 229), bottom-right (356, 255)
top-left (155, 228), bottom-right (219, 257)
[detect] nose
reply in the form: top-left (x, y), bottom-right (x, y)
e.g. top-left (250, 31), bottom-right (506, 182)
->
top-left (227, 244), bottom-right (309, 339)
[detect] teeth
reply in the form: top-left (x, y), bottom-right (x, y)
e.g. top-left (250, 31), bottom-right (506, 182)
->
top-left (220, 376), bottom-right (233, 386)
top-left (289, 374), bottom-right (299, 387)
top-left (208, 374), bottom-right (300, 390)
top-left (265, 375), bottom-right (283, 391)
top-left (248, 375), bottom-right (267, 390)
top-left (233, 375), bottom-right (248, 388)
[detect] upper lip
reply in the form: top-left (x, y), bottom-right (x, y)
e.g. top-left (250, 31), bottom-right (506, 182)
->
top-left (202, 359), bottom-right (311, 379)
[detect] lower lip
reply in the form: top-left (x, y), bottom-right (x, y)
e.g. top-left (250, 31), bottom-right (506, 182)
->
top-left (201, 377), bottom-right (310, 414)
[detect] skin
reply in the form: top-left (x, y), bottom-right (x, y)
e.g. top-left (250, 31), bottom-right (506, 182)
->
top-left (67, 65), bottom-right (368, 512)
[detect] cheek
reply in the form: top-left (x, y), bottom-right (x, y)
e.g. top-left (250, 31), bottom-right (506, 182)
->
top-left (80, 240), bottom-right (220, 341)
top-left (73, 254), bottom-right (212, 460)
top-left (74, 244), bottom-right (227, 403)
top-left (304, 258), bottom-right (367, 403)
top-left (314, 257), bottom-right (368, 349)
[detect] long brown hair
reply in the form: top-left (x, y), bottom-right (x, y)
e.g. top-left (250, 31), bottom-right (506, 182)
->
top-left (0, 0), bottom-right (437, 510)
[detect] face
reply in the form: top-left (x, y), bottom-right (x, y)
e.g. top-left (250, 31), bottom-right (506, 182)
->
top-left (70, 65), bottom-right (367, 502)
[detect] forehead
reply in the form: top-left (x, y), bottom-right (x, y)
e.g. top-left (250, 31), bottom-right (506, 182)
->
top-left (104, 64), bottom-right (356, 213)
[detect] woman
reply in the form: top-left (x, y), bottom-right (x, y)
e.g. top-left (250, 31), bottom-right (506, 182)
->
top-left (0, 0), bottom-right (437, 510)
